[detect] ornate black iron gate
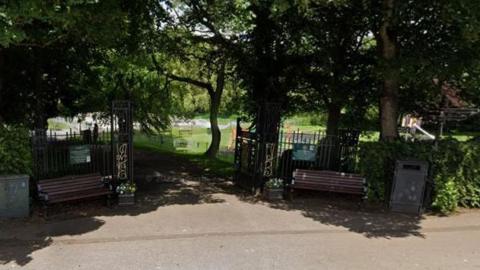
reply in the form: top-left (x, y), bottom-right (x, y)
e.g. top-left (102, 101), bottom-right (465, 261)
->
top-left (233, 116), bottom-right (360, 192)
top-left (111, 100), bottom-right (133, 184)
top-left (233, 123), bottom-right (258, 192)
top-left (233, 103), bottom-right (282, 192)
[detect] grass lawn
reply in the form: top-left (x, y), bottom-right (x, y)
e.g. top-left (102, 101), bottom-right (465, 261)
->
top-left (193, 114), bottom-right (238, 125)
top-left (134, 135), bottom-right (234, 178)
top-left (135, 119), bottom-right (477, 154)
top-left (445, 131), bottom-right (479, 141)
top-left (134, 116), bottom-right (478, 177)
top-left (47, 119), bottom-right (70, 130)
top-left (135, 126), bottom-right (235, 154)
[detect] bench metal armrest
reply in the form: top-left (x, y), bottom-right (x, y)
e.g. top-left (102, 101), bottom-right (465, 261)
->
top-left (102, 176), bottom-right (115, 191)
top-left (38, 191), bottom-right (49, 201)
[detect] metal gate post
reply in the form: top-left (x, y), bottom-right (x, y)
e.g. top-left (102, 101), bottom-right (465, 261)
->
top-left (111, 100), bottom-right (134, 185)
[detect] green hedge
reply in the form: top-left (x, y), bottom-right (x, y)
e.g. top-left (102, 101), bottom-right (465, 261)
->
top-left (358, 139), bottom-right (480, 214)
top-left (0, 125), bottom-right (32, 175)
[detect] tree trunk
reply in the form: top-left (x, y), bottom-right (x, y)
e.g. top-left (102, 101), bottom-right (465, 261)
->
top-left (205, 92), bottom-right (221, 157)
top-left (0, 48), bottom-right (4, 124)
top-left (378, 0), bottom-right (399, 141)
top-left (33, 50), bottom-right (47, 130)
top-left (326, 103), bottom-right (341, 136)
top-left (380, 74), bottom-right (399, 141)
top-left (162, 58), bottom-right (226, 158)
top-left (205, 60), bottom-right (226, 158)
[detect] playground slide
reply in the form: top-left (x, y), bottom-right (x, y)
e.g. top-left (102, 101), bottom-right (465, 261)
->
top-left (413, 123), bottom-right (436, 140)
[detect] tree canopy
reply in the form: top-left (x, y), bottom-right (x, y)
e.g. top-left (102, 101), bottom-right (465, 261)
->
top-left (1, 0), bottom-right (479, 149)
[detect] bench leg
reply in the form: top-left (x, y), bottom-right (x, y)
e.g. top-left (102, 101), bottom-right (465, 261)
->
top-left (106, 194), bottom-right (112, 208)
top-left (356, 194), bottom-right (367, 209)
top-left (287, 187), bottom-right (294, 201)
top-left (42, 202), bottom-right (48, 219)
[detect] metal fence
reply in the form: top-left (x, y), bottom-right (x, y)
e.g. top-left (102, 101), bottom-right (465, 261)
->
top-left (276, 129), bottom-right (360, 179)
top-left (234, 130), bottom-right (259, 191)
top-left (234, 128), bottom-right (360, 191)
top-left (31, 129), bottom-right (113, 181)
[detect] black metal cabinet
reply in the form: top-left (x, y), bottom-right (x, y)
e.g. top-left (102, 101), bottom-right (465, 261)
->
top-left (0, 175), bottom-right (30, 218)
top-left (390, 160), bottom-right (429, 214)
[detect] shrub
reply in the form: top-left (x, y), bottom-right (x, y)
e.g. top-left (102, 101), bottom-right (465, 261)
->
top-left (432, 178), bottom-right (459, 213)
top-left (358, 139), bottom-right (480, 214)
top-left (0, 125), bottom-right (32, 175)
top-left (265, 178), bottom-right (284, 189)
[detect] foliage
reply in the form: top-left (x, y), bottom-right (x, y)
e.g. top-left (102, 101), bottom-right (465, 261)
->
top-left (116, 182), bottom-right (137, 195)
top-left (0, 0), bottom-right (126, 48)
top-left (432, 178), bottom-right (459, 214)
top-left (283, 113), bottom-right (328, 128)
top-left (265, 178), bottom-right (284, 189)
top-left (0, 125), bottom-right (32, 175)
top-left (394, 0), bottom-right (480, 116)
top-left (98, 53), bottom-right (175, 132)
top-left (2, 1), bottom-right (480, 168)
top-left (0, 0), bottom-right (128, 127)
top-left (236, 0), bottom-right (298, 121)
top-left (358, 139), bottom-right (480, 214)
top-left (287, 0), bottom-right (377, 134)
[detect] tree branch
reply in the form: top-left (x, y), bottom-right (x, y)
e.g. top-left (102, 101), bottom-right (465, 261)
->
top-left (187, 1), bottom-right (236, 50)
top-left (150, 54), bottom-right (214, 96)
top-left (168, 73), bottom-right (214, 96)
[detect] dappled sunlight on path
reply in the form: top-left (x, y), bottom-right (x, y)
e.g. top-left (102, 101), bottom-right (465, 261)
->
top-left (3, 149), bottom-right (479, 267)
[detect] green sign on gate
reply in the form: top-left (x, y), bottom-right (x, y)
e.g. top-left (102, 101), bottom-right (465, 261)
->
top-left (69, 145), bottom-right (91, 164)
top-left (292, 143), bottom-right (317, 161)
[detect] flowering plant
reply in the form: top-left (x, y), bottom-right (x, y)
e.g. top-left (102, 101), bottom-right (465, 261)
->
top-left (116, 182), bottom-right (137, 195)
top-left (265, 178), bottom-right (283, 189)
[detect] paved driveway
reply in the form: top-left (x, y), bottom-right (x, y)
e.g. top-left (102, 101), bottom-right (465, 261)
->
top-left (1, 150), bottom-right (479, 269)
top-left (2, 189), bottom-right (480, 270)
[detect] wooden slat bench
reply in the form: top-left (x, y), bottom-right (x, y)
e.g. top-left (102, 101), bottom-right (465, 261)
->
top-left (37, 173), bottom-right (113, 217)
top-left (291, 169), bottom-right (366, 199)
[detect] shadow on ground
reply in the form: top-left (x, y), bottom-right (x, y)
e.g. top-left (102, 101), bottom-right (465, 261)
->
top-left (0, 217), bottom-right (105, 266)
top-left (249, 191), bottom-right (425, 238)
top-left (0, 149), bottom-right (424, 266)
top-left (0, 149), bottom-right (240, 266)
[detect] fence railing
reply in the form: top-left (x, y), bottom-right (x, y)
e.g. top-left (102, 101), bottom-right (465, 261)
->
top-left (276, 130), bottom-right (359, 180)
top-left (234, 128), bottom-right (360, 190)
top-left (31, 129), bottom-right (113, 180)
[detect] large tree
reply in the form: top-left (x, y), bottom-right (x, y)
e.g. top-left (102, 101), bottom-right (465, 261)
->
top-left (0, 0), bottom-right (127, 128)
top-left (236, 0), bottom-right (300, 137)
top-left (154, 50), bottom-right (229, 157)
top-left (374, 0), bottom-right (399, 141)
top-left (372, 0), bottom-right (480, 140)
top-left (286, 1), bottom-right (376, 135)
top-left (146, 0), bottom-right (248, 157)
top-left (0, 0), bottom-right (177, 131)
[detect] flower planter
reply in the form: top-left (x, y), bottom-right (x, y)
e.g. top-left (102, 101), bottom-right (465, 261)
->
top-left (263, 188), bottom-right (284, 200)
top-left (118, 193), bottom-right (135, 206)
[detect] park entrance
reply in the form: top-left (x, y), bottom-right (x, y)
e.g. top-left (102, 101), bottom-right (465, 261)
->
top-left (233, 104), bottom-right (360, 192)
top-left (32, 100), bottom-right (134, 192)
top-left (234, 125), bottom-right (360, 192)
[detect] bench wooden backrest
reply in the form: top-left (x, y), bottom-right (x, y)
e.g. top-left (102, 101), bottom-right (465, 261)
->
top-left (38, 173), bottom-right (103, 194)
top-left (37, 173), bottom-right (112, 213)
top-left (294, 169), bottom-right (364, 181)
top-left (293, 169), bottom-right (366, 195)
